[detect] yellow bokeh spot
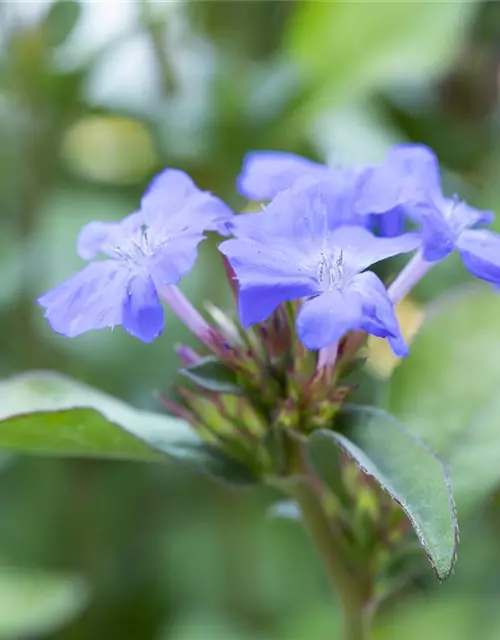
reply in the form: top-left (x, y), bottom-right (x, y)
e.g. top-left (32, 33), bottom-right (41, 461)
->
top-left (242, 200), bottom-right (263, 213)
top-left (366, 298), bottom-right (424, 379)
top-left (61, 115), bottom-right (158, 185)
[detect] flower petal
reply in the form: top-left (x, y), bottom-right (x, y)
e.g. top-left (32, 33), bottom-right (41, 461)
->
top-left (231, 177), bottom-right (368, 253)
top-left (256, 178), bottom-right (330, 247)
top-left (148, 234), bottom-right (205, 287)
top-left (388, 144), bottom-right (442, 197)
top-left (176, 190), bottom-right (234, 236)
top-left (142, 168), bottom-right (199, 213)
top-left (219, 238), bottom-right (319, 288)
top-left (328, 226), bottom-right (420, 272)
top-left (122, 274), bottom-right (164, 342)
top-left (356, 144), bottom-right (442, 215)
top-left (77, 221), bottom-right (115, 260)
top-left (322, 168), bottom-right (369, 229)
top-left (219, 237), bottom-right (320, 327)
top-left (238, 283), bottom-right (313, 327)
top-left (227, 210), bottom-right (271, 241)
top-left (237, 151), bottom-right (329, 201)
top-left (378, 207), bottom-right (405, 238)
top-left (457, 228), bottom-right (500, 284)
top-left (237, 153), bottom-right (369, 229)
top-left (451, 201), bottom-right (494, 232)
top-left (415, 202), bottom-right (456, 262)
top-left (350, 272), bottom-right (408, 357)
top-left (77, 212), bottom-right (142, 259)
top-left (142, 168), bottom-right (233, 235)
top-left (37, 261), bottom-right (130, 337)
top-left (296, 290), bottom-right (363, 350)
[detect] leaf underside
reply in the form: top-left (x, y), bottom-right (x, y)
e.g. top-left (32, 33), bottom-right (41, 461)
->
top-left (308, 406), bottom-right (458, 580)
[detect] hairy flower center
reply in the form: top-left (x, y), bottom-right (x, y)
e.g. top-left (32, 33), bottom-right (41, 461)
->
top-left (112, 225), bottom-right (158, 269)
top-left (446, 196), bottom-right (476, 237)
top-left (318, 250), bottom-right (345, 290)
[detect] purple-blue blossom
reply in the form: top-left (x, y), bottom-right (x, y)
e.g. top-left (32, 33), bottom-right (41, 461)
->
top-left (77, 170), bottom-right (233, 261)
top-left (357, 144), bottom-right (500, 285)
top-left (236, 150), bottom-right (370, 229)
top-left (237, 151), bottom-right (331, 202)
top-left (38, 169), bottom-right (232, 343)
top-left (220, 180), bottom-right (419, 356)
top-left (237, 150), bottom-right (408, 237)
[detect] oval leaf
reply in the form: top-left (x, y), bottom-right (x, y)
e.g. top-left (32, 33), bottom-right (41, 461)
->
top-left (0, 371), bottom-right (258, 484)
top-left (0, 371), bottom-right (164, 461)
top-left (308, 406), bottom-right (458, 580)
top-left (386, 289), bottom-right (500, 514)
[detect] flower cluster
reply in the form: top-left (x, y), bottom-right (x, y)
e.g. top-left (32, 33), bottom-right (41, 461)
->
top-left (36, 142), bottom-right (500, 486)
top-left (39, 143), bottom-right (500, 365)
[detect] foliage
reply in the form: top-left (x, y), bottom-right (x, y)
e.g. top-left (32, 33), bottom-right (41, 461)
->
top-left (2, 1), bottom-right (500, 638)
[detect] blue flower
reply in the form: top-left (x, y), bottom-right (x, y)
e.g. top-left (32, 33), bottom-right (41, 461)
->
top-left (38, 169), bottom-right (232, 343)
top-left (238, 151), bottom-right (331, 201)
top-left (76, 211), bottom-right (142, 260)
top-left (77, 169), bottom-right (233, 261)
top-left (219, 181), bottom-right (419, 355)
top-left (371, 207), bottom-right (406, 239)
top-left (237, 150), bottom-right (369, 229)
top-left (356, 144), bottom-right (500, 282)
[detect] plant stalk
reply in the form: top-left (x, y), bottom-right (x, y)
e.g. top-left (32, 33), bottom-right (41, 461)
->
top-left (290, 480), bottom-right (371, 640)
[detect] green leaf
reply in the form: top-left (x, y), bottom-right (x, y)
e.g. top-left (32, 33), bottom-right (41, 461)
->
top-left (386, 290), bottom-right (500, 514)
top-left (308, 407), bottom-right (458, 580)
top-left (286, 1), bottom-right (476, 106)
top-left (0, 371), bottom-right (258, 485)
top-left (180, 357), bottom-right (242, 395)
top-left (42, 0), bottom-right (82, 48)
top-left (0, 568), bottom-right (88, 638)
top-left (0, 371), bottom-right (176, 462)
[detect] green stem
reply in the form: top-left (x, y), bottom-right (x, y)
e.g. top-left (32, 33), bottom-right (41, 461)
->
top-left (290, 481), bottom-right (371, 640)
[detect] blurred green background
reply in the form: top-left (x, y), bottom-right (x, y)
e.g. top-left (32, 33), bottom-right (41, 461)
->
top-left (2, 1), bottom-right (500, 638)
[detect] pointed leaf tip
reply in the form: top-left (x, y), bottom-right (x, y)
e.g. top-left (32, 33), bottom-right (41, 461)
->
top-left (308, 406), bottom-right (458, 580)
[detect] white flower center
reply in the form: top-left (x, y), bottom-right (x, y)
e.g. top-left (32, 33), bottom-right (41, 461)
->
top-left (318, 250), bottom-right (345, 290)
top-left (112, 225), bottom-right (157, 270)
